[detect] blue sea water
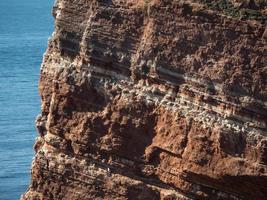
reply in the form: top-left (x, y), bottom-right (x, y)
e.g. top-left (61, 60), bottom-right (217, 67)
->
top-left (0, 0), bottom-right (54, 199)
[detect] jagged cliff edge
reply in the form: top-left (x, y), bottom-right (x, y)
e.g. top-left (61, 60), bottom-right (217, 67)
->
top-left (22, 0), bottom-right (267, 199)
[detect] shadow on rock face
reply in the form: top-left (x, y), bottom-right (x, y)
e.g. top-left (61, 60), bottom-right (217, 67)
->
top-left (219, 131), bottom-right (247, 157)
top-left (126, 183), bottom-right (160, 200)
top-left (184, 171), bottom-right (267, 200)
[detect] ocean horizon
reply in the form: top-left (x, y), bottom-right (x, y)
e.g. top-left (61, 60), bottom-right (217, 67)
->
top-left (0, 0), bottom-right (54, 199)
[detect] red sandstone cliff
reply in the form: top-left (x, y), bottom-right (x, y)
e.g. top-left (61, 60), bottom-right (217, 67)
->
top-left (21, 0), bottom-right (267, 199)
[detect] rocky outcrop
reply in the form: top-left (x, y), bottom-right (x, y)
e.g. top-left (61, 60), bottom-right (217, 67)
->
top-left (21, 0), bottom-right (267, 199)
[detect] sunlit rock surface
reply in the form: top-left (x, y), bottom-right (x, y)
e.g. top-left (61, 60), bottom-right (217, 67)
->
top-left (22, 0), bottom-right (267, 199)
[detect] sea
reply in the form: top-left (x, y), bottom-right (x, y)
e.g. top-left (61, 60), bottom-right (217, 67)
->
top-left (0, 0), bottom-right (54, 199)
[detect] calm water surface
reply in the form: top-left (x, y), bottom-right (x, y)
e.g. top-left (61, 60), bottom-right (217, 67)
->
top-left (0, 0), bottom-right (54, 199)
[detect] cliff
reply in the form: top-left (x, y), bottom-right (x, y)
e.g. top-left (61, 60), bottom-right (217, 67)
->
top-left (21, 0), bottom-right (267, 199)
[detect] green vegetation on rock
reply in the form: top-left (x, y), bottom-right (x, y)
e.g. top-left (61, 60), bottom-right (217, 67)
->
top-left (200, 0), bottom-right (266, 22)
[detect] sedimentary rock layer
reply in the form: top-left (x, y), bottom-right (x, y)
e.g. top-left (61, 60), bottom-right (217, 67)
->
top-left (22, 0), bottom-right (267, 199)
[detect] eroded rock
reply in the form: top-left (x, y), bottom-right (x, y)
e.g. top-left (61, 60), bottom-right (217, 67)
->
top-left (22, 0), bottom-right (267, 199)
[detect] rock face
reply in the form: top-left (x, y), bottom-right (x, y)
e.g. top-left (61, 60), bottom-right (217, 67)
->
top-left (22, 0), bottom-right (267, 199)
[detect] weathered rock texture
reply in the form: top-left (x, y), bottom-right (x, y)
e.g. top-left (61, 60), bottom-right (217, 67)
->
top-left (22, 0), bottom-right (267, 199)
